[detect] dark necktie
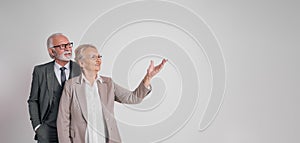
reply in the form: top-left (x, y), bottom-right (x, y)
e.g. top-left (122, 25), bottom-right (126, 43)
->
top-left (60, 67), bottom-right (66, 87)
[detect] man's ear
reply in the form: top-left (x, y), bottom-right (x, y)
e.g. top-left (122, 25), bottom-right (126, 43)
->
top-left (48, 48), bottom-right (56, 58)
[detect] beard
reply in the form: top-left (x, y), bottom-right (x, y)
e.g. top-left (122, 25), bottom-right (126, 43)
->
top-left (55, 51), bottom-right (72, 61)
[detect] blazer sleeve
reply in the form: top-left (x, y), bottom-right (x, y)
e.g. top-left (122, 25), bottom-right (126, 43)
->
top-left (114, 80), bottom-right (152, 104)
top-left (57, 82), bottom-right (72, 143)
top-left (27, 66), bottom-right (41, 130)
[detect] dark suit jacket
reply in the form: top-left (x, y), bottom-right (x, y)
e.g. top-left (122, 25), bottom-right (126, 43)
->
top-left (27, 60), bottom-right (81, 140)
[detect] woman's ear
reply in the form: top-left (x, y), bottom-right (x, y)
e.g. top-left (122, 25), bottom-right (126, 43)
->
top-left (78, 60), bottom-right (84, 68)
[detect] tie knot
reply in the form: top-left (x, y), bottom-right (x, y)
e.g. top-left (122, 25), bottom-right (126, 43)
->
top-left (60, 67), bottom-right (66, 71)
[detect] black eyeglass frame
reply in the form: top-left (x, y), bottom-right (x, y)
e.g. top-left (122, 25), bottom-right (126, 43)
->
top-left (51, 42), bottom-right (73, 50)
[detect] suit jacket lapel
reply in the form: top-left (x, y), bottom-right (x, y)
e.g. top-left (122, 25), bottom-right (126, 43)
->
top-left (69, 61), bottom-right (81, 79)
top-left (46, 61), bottom-right (55, 105)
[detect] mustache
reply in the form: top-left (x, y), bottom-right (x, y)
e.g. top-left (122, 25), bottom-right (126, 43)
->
top-left (63, 51), bottom-right (71, 55)
top-left (53, 51), bottom-right (72, 56)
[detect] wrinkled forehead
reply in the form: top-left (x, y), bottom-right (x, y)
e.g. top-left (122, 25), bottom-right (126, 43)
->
top-left (52, 35), bottom-right (69, 45)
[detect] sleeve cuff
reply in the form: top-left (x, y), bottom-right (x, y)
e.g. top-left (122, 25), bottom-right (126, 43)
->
top-left (34, 124), bottom-right (41, 132)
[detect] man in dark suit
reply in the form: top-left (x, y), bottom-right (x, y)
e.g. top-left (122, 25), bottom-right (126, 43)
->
top-left (27, 33), bottom-right (81, 143)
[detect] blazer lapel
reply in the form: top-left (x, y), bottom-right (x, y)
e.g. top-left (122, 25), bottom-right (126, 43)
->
top-left (97, 80), bottom-right (108, 105)
top-left (74, 75), bottom-right (88, 122)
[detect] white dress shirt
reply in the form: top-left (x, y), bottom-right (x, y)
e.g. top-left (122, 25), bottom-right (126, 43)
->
top-left (54, 61), bottom-right (70, 85)
top-left (82, 74), bottom-right (106, 143)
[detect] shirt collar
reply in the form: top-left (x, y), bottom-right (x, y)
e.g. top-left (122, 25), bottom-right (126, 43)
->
top-left (54, 61), bottom-right (70, 70)
top-left (81, 73), bottom-right (103, 84)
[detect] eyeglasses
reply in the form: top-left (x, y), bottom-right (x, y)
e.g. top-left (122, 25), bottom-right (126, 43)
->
top-left (89, 55), bottom-right (102, 61)
top-left (51, 42), bottom-right (73, 50)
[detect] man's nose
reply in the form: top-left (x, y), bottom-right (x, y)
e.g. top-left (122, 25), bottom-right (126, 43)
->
top-left (64, 46), bottom-right (72, 51)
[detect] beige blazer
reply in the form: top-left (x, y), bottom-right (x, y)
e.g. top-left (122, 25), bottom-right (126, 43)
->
top-left (57, 75), bottom-right (151, 143)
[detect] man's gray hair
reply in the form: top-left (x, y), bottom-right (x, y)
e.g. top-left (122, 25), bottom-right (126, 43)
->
top-left (46, 33), bottom-right (64, 48)
top-left (46, 33), bottom-right (67, 59)
top-left (75, 44), bottom-right (97, 63)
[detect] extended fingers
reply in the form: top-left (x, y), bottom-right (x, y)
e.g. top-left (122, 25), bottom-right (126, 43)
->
top-left (158, 59), bottom-right (168, 68)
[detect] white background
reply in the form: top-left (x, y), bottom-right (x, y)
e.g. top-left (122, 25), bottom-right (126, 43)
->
top-left (0, 0), bottom-right (299, 142)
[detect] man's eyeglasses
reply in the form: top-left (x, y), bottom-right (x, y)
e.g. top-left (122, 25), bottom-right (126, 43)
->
top-left (51, 42), bottom-right (73, 50)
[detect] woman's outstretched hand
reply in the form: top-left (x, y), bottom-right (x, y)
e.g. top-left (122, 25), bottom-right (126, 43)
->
top-left (143, 59), bottom-right (168, 87)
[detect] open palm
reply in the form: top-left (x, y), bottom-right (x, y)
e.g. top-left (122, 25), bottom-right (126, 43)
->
top-left (147, 59), bottom-right (168, 79)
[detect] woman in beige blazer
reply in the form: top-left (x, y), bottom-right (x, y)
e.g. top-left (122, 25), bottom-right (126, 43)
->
top-left (57, 44), bottom-right (167, 143)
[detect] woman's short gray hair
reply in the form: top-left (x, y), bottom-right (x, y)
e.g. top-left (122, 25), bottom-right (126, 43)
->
top-left (75, 44), bottom-right (97, 63)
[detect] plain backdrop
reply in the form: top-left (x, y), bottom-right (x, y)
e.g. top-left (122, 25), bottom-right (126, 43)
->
top-left (0, 0), bottom-right (299, 142)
